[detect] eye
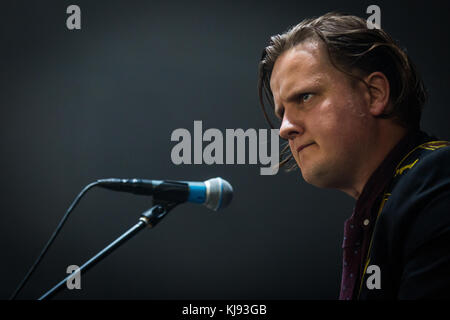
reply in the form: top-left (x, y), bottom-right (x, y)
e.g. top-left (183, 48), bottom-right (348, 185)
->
top-left (301, 93), bottom-right (313, 102)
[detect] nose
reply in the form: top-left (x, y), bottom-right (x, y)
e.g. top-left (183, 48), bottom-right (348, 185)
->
top-left (279, 112), bottom-right (303, 140)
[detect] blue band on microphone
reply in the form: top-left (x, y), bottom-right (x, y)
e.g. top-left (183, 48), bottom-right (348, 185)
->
top-left (187, 182), bottom-right (207, 204)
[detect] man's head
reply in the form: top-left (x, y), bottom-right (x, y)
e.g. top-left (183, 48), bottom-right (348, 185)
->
top-left (258, 12), bottom-right (427, 197)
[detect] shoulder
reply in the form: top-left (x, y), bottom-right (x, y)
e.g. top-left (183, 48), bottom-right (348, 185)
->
top-left (362, 141), bottom-right (450, 299)
top-left (388, 140), bottom-right (450, 209)
top-left (379, 139), bottom-right (450, 259)
top-left (397, 140), bottom-right (450, 178)
top-left (372, 140), bottom-right (450, 257)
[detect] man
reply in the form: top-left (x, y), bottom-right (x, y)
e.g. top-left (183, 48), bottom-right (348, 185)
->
top-left (258, 12), bottom-right (450, 299)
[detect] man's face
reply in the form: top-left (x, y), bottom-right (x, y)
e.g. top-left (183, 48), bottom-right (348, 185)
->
top-left (270, 40), bottom-right (375, 191)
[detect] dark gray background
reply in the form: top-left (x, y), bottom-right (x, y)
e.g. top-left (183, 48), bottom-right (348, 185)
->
top-left (1, 0), bottom-right (449, 300)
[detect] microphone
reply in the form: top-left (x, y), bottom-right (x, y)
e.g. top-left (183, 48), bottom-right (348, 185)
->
top-left (96, 177), bottom-right (233, 211)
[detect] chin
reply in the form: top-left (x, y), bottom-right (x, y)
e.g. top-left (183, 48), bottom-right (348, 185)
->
top-left (303, 176), bottom-right (328, 188)
top-left (300, 170), bottom-right (320, 187)
top-left (300, 166), bottom-right (334, 189)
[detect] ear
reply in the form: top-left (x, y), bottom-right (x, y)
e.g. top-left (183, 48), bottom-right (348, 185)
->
top-left (364, 72), bottom-right (390, 116)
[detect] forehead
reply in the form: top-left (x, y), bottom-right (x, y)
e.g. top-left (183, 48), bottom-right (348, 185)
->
top-left (270, 40), bottom-right (333, 99)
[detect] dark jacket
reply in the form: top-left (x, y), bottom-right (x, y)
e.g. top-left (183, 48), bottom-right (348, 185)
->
top-left (358, 140), bottom-right (450, 299)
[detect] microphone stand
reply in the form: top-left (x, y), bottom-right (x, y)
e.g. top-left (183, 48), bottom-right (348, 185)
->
top-left (38, 200), bottom-right (179, 300)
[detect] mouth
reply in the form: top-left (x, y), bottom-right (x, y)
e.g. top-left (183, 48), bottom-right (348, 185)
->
top-left (296, 143), bottom-right (315, 153)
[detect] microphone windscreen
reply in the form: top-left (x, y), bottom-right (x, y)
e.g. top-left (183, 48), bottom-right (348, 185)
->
top-left (204, 177), bottom-right (233, 211)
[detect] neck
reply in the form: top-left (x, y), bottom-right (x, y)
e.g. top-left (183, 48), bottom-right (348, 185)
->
top-left (342, 123), bottom-right (409, 200)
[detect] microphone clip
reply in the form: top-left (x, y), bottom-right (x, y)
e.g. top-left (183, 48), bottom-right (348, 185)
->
top-left (140, 198), bottom-right (180, 228)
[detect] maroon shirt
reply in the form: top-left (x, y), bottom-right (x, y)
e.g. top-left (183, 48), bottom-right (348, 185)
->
top-left (339, 130), bottom-right (434, 300)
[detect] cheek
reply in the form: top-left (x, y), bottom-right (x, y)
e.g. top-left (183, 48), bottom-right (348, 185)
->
top-left (288, 140), bottom-right (299, 162)
top-left (318, 96), bottom-right (367, 132)
top-left (312, 100), bottom-right (368, 154)
top-left (312, 102), bottom-right (345, 138)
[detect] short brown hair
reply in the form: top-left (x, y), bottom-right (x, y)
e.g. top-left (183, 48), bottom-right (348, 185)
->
top-left (258, 12), bottom-right (427, 170)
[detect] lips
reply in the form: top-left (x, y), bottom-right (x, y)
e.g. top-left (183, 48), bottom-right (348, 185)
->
top-left (296, 143), bottom-right (315, 153)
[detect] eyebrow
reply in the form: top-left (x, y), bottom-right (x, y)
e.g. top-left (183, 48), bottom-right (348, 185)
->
top-left (286, 90), bottom-right (308, 103)
top-left (273, 83), bottom-right (321, 118)
top-left (273, 92), bottom-right (303, 119)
